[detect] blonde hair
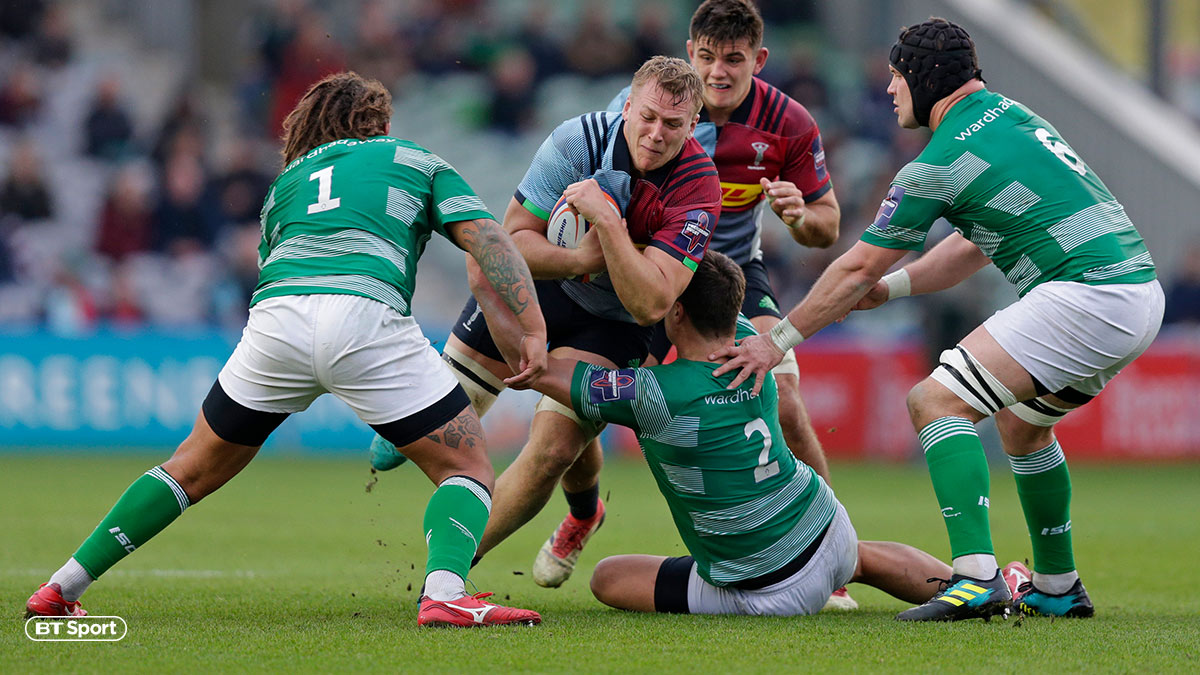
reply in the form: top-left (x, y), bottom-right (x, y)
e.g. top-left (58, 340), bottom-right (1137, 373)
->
top-left (630, 56), bottom-right (705, 115)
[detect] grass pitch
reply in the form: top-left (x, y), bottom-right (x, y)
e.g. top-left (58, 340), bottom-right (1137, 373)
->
top-left (2, 453), bottom-right (1198, 672)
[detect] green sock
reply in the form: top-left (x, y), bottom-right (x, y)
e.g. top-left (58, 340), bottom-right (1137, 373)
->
top-left (918, 416), bottom-right (994, 559)
top-left (1009, 440), bottom-right (1075, 575)
top-left (423, 476), bottom-right (490, 579)
top-left (72, 466), bottom-right (191, 579)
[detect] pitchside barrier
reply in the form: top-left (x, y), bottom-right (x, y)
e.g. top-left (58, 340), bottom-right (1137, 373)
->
top-left (0, 329), bottom-right (1196, 459)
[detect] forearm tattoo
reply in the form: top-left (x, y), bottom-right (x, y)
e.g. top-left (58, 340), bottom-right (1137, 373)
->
top-left (424, 411), bottom-right (484, 450)
top-left (461, 219), bottom-right (537, 318)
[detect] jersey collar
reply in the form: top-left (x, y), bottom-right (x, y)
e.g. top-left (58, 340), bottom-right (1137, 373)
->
top-left (698, 77), bottom-right (757, 126)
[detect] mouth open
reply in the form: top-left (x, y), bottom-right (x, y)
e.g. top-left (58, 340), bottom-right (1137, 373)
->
top-left (709, 83), bottom-right (731, 90)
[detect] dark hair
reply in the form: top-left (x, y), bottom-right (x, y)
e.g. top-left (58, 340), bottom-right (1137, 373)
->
top-left (280, 72), bottom-right (392, 164)
top-left (689, 0), bottom-right (764, 50)
top-left (631, 55), bottom-right (706, 115)
top-left (889, 17), bottom-right (982, 127)
top-left (678, 250), bottom-right (745, 339)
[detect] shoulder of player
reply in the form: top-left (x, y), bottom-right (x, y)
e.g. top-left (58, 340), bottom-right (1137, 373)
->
top-left (661, 139), bottom-right (720, 200)
top-left (747, 78), bottom-right (817, 139)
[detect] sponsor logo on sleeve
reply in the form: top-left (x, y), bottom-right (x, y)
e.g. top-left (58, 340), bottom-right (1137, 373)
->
top-left (589, 368), bottom-right (637, 403)
top-left (675, 210), bottom-right (712, 256)
top-left (811, 137), bottom-right (827, 181)
top-left (872, 185), bottom-right (904, 230)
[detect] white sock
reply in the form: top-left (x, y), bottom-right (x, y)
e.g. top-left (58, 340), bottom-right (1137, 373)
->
top-left (423, 570), bottom-right (466, 602)
top-left (49, 558), bottom-right (94, 602)
top-left (952, 554), bottom-right (998, 581)
top-left (1033, 570), bottom-right (1079, 595)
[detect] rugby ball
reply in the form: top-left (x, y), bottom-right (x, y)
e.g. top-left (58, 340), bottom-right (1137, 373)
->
top-left (546, 191), bottom-right (621, 249)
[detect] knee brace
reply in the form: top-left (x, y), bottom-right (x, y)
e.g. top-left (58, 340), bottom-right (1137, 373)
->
top-left (929, 345), bottom-right (1017, 417)
top-left (770, 346), bottom-right (799, 378)
top-left (442, 344), bottom-right (505, 417)
top-left (1010, 396), bottom-right (1073, 427)
top-left (535, 394), bottom-right (605, 441)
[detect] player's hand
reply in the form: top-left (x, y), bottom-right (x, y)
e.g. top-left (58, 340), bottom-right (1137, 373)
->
top-left (564, 179), bottom-right (620, 230)
top-left (504, 333), bottom-right (548, 390)
top-left (709, 333), bottom-right (786, 396)
top-left (573, 226), bottom-right (607, 277)
top-left (760, 178), bottom-right (806, 228)
top-left (852, 281), bottom-right (890, 311)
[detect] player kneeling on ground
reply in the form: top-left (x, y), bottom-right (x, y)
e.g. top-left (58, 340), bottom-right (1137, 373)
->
top-left (24, 72), bottom-right (546, 628)
top-left (472, 250), bottom-right (954, 616)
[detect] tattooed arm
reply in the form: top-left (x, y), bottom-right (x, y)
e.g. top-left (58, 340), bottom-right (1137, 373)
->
top-left (447, 218), bottom-right (547, 384)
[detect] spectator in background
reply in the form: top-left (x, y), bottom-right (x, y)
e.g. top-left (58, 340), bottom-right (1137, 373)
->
top-left (513, 1), bottom-right (565, 84)
top-left (1164, 242), bottom-right (1200, 326)
top-left (84, 76), bottom-right (136, 160)
top-left (152, 89), bottom-right (209, 166)
top-left (349, 0), bottom-right (409, 86)
top-left (32, 2), bottom-right (73, 69)
top-left (0, 61), bottom-right (43, 128)
top-left (780, 51), bottom-right (830, 119)
top-left (215, 141), bottom-right (271, 226)
top-left (94, 163), bottom-right (155, 263)
top-left (632, 4), bottom-right (676, 64)
top-left (268, 9), bottom-right (345, 134)
top-left (0, 139), bottom-right (53, 223)
top-left (152, 152), bottom-right (221, 256)
top-left (485, 47), bottom-right (538, 136)
top-left (566, 6), bottom-right (633, 78)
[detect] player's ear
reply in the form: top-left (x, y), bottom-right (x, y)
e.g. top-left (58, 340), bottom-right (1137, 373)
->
top-left (753, 47), bottom-right (769, 75)
top-left (686, 39), bottom-right (695, 62)
top-left (622, 96), bottom-right (631, 121)
top-left (384, 121), bottom-right (391, 136)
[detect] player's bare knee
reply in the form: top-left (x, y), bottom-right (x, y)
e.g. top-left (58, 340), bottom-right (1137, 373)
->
top-left (905, 378), bottom-right (938, 425)
top-left (995, 409), bottom-right (1055, 456)
top-left (589, 558), bottom-right (619, 604)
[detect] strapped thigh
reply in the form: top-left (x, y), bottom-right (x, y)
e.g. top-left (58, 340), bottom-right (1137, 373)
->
top-left (535, 394), bottom-right (605, 441)
top-left (930, 345), bottom-right (1018, 417)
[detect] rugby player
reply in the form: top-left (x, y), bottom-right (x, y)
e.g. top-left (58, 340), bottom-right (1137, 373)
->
top-left (472, 249), bottom-right (953, 616)
top-left (25, 72), bottom-right (546, 628)
top-left (712, 18), bottom-right (1162, 621)
top-left (603, 0), bottom-right (855, 609)
top-left (369, 56), bottom-right (722, 587)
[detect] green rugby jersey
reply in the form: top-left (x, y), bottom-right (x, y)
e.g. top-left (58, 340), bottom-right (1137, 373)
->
top-left (568, 317), bottom-right (836, 586)
top-left (862, 90), bottom-right (1155, 296)
top-left (254, 136), bottom-right (494, 315)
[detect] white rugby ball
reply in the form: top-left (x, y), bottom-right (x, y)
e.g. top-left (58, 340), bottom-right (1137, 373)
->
top-left (546, 192), bottom-right (621, 249)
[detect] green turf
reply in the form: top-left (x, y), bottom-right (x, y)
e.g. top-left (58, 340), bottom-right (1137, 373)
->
top-left (3, 454), bottom-right (1199, 672)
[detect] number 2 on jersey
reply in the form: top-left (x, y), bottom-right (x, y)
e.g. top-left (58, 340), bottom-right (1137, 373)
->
top-left (307, 166), bottom-right (342, 214)
top-left (744, 418), bottom-right (780, 483)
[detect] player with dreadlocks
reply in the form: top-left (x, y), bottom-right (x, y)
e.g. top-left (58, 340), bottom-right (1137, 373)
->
top-left (712, 18), bottom-right (1162, 621)
top-left (25, 72), bottom-right (548, 628)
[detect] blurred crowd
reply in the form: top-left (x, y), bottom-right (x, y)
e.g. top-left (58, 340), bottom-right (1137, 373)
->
top-left (1, 0), bottom-right (1199, 338)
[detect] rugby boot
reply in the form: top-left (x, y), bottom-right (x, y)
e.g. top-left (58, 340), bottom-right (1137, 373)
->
top-left (25, 583), bottom-right (87, 619)
top-left (823, 586), bottom-right (859, 611)
top-left (418, 592), bottom-right (541, 627)
top-left (369, 434), bottom-right (408, 471)
top-left (1002, 560), bottom-right (1032, 602)
top-left (1018, 578), bottom-right (1095, 618)
top-left (532, 499), bottom-right (606, 588)
top-left (895, 570), bottom-right (1011, 622)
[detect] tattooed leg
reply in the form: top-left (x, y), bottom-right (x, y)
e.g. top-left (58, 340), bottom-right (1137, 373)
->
top-left (396, 406), bottom-right (495, 491)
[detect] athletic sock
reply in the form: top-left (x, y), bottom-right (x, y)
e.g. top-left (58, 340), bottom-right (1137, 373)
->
top-left (423, 569), bottom-right (466, 602)
top-left (1009, 440), bottom-right (1077, 580)
top-left (918, 417), bottom-right (994, 560)
top-left (70, 466), bottom-right (191, 582)
top-left (952, 554), bottom-right (999, 581)
top-left (48, 558), bottom-right (94, 602)
top-left (423, 475), bottom-right (490, 582)
top-left (1032, 570), bottom-right (1080, 595)
top-left (563, 484), bottom-right (599, 520)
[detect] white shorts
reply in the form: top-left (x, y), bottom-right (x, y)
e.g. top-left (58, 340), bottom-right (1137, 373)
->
top-left (983, 280), bottom-right (1164, 397)
top-left (218, 294), bottom-right (459, 425)
top-left (674, 502), bottom-right (858, 616)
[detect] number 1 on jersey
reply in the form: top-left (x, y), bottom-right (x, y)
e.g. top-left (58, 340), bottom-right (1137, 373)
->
top-left (307, 166), bottom-right (341, 214)
top-left (744, 418), bottom-right (780, 483)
